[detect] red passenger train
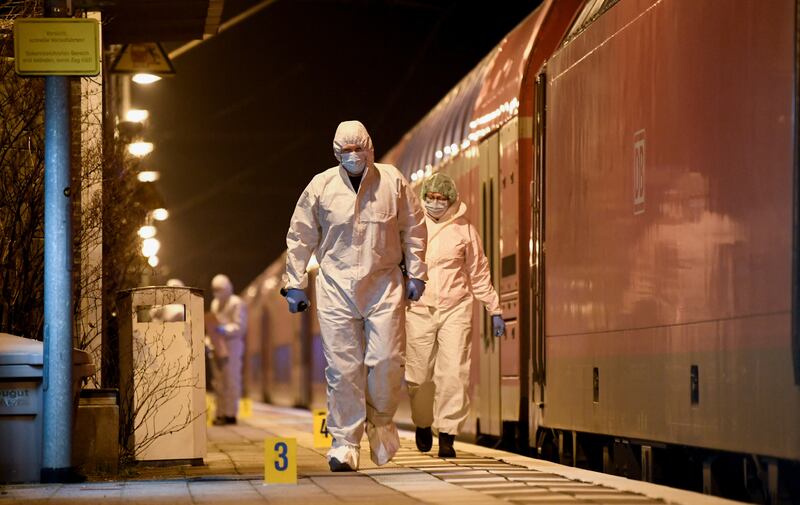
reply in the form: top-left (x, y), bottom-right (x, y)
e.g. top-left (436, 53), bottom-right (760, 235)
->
top-left (241, 1), bottom-right (800, 502)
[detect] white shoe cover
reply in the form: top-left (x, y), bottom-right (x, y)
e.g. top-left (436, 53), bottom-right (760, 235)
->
top-left (366, 421), bottom-right (400, 465)
top-left (327, 442), bottom-right (360, 470)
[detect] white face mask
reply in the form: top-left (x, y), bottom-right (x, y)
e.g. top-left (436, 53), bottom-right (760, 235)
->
top-left (424, 198), bottom-right (450, 218)
top-left (341, 151), bottom-right (367, 175)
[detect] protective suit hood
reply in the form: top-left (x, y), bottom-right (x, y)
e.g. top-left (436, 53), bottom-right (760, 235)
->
top-left (333, 120), bottom-right (375, 166)
top-left (212, 274), bottom-right (233, 301)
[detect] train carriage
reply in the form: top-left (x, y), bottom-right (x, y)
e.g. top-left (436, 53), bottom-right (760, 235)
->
top-left (242, 0), bottom-right (800, 501)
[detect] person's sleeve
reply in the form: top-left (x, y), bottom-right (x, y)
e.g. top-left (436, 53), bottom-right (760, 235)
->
top-left (465, 223), bottom-right (502, 315)
top-left (223, 298), bottom-right (247, 339)
top-left (397, 176), bottom-right (428, 281)
top-left (285, 180), bottom-right (321, 290)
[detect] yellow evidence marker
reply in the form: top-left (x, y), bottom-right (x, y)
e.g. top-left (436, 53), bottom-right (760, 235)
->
top-left (239, 398), bottom-right (253, 419)
top-left (206, 394), bottom-right (216, 427)
top-left (313, 409), bottom-right (332, 448)
top-left (264, 437), bottom-right (297, 484)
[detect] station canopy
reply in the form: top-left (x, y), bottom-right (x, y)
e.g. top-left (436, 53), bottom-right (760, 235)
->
top-left (102, 0), bottom-right (225, 44)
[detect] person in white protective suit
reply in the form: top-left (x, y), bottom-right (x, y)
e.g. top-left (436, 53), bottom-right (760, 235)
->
top-left (209, 274), bottom-right (248, 425)
top-left (284, 120), bottom-right (428, 472)
top-left (406, 172), bottom-right (505, 458)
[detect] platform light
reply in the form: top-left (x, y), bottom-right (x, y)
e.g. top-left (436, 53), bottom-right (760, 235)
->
top-left (125, 109), bottom-right (149, 123)
top-left (147, 255), bottom-right (159, 267)
top-left (262, 276), bottom-right (278, 292)
top-left (132, 73), bottom-right (162, 85)
top-left (411, 172), bottom-right (418, 182)
top-left (435, 150), bottom-right (443, 159)
top-left (138, 225), bottom-right (156, 239)
top-left (142, 237), bottom-right (161, 257)
top-left (152, 208), bottom-right (169, 221)
top-left (137, 171), bottom-right (160, 183)
top-left (128, 142), bottom-right (154, 157)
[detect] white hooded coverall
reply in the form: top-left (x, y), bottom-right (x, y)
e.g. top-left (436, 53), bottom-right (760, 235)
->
top-left (210, 275), bottom-right (248, 419)
top-left (285, 121), bottom-right (427, 468)
top-left (406, 200), bottom-right (501, 435)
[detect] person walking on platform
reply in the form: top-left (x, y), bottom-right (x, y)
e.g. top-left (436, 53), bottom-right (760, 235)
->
top-left (284, 120), bottom-right (427, 472)
top-left (406, 173), bottom-right (505, 458)
top-left (209, 274), bottom-right (248, 425)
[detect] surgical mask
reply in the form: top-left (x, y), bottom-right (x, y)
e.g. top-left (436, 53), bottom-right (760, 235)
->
top-left (341, 151), bottom-right (367, 175)
top-left (424, 198), bottom-right (450, 218)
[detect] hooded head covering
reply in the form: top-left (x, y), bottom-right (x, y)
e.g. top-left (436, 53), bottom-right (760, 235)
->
top-left (332, 120), bottom-right (375, 165)
top-left (212, 274), bottom-right (233, 302)
top-left (420, 172), bottom-right (459, 203)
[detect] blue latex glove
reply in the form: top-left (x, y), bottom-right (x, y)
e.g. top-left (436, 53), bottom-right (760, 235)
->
top-left (285, 289), bottom-right (310, 313)
top-left (406, 278), bottom-right (425, 301)
top-left (492, 315), bottom-right (506, 337)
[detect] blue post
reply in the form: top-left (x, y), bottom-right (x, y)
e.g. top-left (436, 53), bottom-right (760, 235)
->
top-left (40, 74), bottom-right (75, 483)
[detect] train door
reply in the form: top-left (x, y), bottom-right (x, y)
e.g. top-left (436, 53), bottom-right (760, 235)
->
top-left (478, 132), bottom-right (502, 436)
top-left (530, 72), bottom-right (547, 445)
top-left (498, 118), bottom-right (521, 428)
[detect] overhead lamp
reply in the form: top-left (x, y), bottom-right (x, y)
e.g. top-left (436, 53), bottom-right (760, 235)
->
top-left (148, 255), bottom-right (159, 267)
top-left (137, 171), bottom-right (160, 183)
top-left (151, 208), bottom-right (169, 221)
top-left (138, 225), bottom-right (156, 239)
top-left (132, 73), bottom-right (162, 85)
top-left (142, 237), bottom-right (161, 257)
top-left (125, 109), bottom-right (149, 123)
top-left (128, 142), bottom-right (154, 157)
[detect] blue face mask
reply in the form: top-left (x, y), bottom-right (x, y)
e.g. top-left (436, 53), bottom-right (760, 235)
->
top-left (341, 151), bottom-right (367, 175)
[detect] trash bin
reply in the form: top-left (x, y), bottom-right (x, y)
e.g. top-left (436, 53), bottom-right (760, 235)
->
top-left (117, 286), bottom-right (206, 463)
top-left (0, 333), bottom-right (95, 483)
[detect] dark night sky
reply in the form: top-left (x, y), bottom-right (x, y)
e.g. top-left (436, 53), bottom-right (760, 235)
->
top-left (132, 0), bottom-right (541, 294)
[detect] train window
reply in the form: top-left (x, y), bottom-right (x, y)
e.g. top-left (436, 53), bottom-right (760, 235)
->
top-left (563, 0), bottom-right (621, 47)
top-left (502, 254), bottom-right (517, 277)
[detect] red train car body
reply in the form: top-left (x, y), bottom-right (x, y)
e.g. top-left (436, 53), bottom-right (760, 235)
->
top-left (242, 1), bottom-right (800, 501)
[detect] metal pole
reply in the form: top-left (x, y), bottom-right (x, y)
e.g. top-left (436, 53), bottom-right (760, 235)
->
top-left (41, 51), bottom-right (75, 485)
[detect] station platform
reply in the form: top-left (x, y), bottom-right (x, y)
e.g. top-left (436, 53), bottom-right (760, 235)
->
top-left (1, 403), bottom-right (742, 505)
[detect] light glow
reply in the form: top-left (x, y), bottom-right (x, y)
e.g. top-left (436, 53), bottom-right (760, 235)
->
top-left (138, 225), bottom-right (156, 239)
top-left (132, 73), bottom-right (162, 85)
top-left (128, 142), bottom-right (154, 157)
top-left (125, 109), bottom-right (149, 122)
top-left (142, 237), bottom-right (161, 257)
top-left (152, 208), bottom-right (169, 221)
top-left (137, 171), bottom-right (160, 182)
top-left (147, 255), bottom-right (159, 267)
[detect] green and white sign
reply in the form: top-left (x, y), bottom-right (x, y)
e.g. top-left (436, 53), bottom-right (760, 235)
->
top-left (14, 18), bottom-right (100, 76)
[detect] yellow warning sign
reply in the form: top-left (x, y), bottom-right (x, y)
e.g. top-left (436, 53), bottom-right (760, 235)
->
top-left (14, 18), bottom-right (100, 76)
top-left (313, 409), bottom-right (332, 448)
top-left (111, 42), bottom-right (175, 75)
